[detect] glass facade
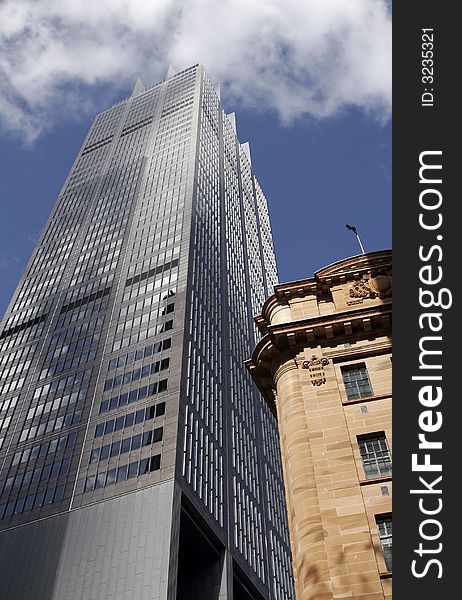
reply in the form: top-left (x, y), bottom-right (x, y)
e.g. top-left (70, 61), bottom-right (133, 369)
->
top-left (0, 65), bottom-right (293, 599)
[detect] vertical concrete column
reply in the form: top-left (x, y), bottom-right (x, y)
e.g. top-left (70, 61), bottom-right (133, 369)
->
top-left (274, 359), bottom-right (333, 600)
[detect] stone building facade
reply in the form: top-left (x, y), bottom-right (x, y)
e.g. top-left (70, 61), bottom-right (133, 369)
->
top-left (247, 250), bottom-right (392, 600)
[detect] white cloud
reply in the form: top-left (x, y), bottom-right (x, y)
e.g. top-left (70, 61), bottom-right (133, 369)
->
top-left (0, 0), bottom-right (391, 142)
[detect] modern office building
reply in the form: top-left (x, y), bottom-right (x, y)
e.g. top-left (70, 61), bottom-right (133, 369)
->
top-left (247, 250), bottom-right (392, 600)
top-left (0, 64), bottom-right (294, 600)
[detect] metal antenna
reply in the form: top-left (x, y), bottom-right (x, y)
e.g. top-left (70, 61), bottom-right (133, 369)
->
top-left (345, 224), bottom-right (365, 254)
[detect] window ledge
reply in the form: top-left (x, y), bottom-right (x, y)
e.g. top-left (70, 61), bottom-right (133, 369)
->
top-left (359, 475), bottom-right (392, 486)
top-left (342, 393), bottom-right (391, 406)
top-left (379, 571), bottom-right (392, 579)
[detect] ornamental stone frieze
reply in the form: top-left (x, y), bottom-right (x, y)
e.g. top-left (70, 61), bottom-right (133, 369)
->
top-left (345, 270), bottom-right (392, 305)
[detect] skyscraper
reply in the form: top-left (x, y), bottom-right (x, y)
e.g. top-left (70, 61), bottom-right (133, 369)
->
top-left (0, 65), bottom-right (294, 600)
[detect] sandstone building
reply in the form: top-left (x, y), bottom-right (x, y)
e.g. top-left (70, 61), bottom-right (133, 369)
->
top-left (247, 250), bottom-right (392, 600)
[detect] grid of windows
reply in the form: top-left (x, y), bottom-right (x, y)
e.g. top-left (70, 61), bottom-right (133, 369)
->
top-left (20, 407), bottom-right (82, 442)
top-left (89, 427), bottom-right (163, 465)
top-left (26, 388), bottom-right (86, 423)
top-left (94, 402), bottom-right (165, 438)
top-left (48, 316), bottom-right (104, 352)
top-left (0, 483), bottom-right (66, 520)
top-left (3, 456), bottom-right (71, 495)
top-left (26, 232), bottom-right (77, 278)
top-left (103, 357), bottom-right (169, 392)
top-left (123, 88), bottom-right (159, 129)
top-left (125, 258), bottom-right (178, 287)
top-left (342, 363), bottom-right (374, 400)
top-left (84, 454), bottom-right (161, 493)
top-left (12, 264), bottom-right (66, 312)
top-left (0, 316), bottom-right (47, 351)
top-left (32, 368), bottom-right (91, 401)
top-left (99, 380), bottom-right (167, 413)
top-left (260, 403), bottom-right (292, 545)
top-left (86, 103), bottom-right (125, 145)
top-left (0, 78), bottom-right (172, 528)
top-left (0, 343), bottom-right (36, 396)
top-left (0, 396), bottom-right (18, 449)
top-left (254, 179), bottom-right (278, 292)
top-left (2, 298), bottom-right (51, 332)
top-left (70, 239), bottom-right (122, 287)
top-left (358, 433), bottom-right (392, 479)
top-left (62, 275), bottom-right (114, 308)
top-left (0, 432), bottom-right (77, 521)
top-left (183, 73), bottom-right (225, 531)
top-left (180, 71), bottom-right (292, 593)
top-left (269, 531), bottom-right (294, 600)
top-left (122, 271), bottom-right (178, 303)
top-left (17, 369), bottom-right (91, 443)
top-left (221, 110), bottom-right (273, 581)
top-left (107, 338), bottom-right (171, 372)
top-left (40, 349), bottom-right (97, 380)
top-left (112, 318), bottom-right (173, 352)
top-left (11, 432), bottom-right (77, 467)
top-left (240, 145), bottom-right (268, 342)
top-left (0, 396), bottom-right (18, 415)
top-left (376, 516), bottom-right (392, 571)
top-left (55, 297), bottom-right (109, 329)
top-left (114, 303), bottom-right (173, 337)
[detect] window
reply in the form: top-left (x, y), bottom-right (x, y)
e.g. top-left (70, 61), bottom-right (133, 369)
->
top-left (153, 427), bottom-right (163, 443)
top-left (358, 433), bottom-right (392, 479)
top-left (376, 516), bottom-right (392, 571)
top-left (341, 363), bottom-right (373, 400)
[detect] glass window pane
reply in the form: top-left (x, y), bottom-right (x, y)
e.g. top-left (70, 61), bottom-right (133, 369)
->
top-left (116, 464), bottom-right (128, 483)
top-left (110, 441), bottom-right (121, 457)
top-left (121, 438), bottom-right (131, 454)
top-left (131, 434), bottom-right (142, 450)
top-left (106, 469), bottom-right (117, 486)
top-left (100, 445), bottom-right (110, 461)
top-left (358, 433), bottom-right (392, 479)
top-left (90, 448), bottom-right (101, 464)
top-left (85, 475), bottom-right (96, 492)
top-left (342, 364), bottom-right (373, 400)
top-left (127, 462), bottom-right (138, 479)
top-left (44, 488), bottom-right (55, 505)
top-left (54, 485), bottom-right (65, 502)
top-left (376, 516), bottom-right (392, 571)
top-left (149, 455), bottom-right (161, 471)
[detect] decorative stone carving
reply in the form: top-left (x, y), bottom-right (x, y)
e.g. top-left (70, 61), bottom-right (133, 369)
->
top-left (348, 280), bottom-right (371, 301)
top-left (302, 355), bottom-right (329, 386)
top-left (369, 271), bottom-right (392, 296)
top-left (345, 270), bottom-right (392, 305)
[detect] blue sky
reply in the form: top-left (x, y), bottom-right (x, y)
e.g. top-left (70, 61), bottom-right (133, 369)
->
top-left (0, 0), bottom-right (391, 319)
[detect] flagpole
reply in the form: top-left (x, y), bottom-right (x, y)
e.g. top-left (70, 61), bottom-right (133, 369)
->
top-left (346, 224), bottom-right (365, 254)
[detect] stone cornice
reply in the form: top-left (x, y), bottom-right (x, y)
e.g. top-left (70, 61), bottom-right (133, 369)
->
top-left (315, 249), bottom-right (392, 280)
top-left (246, 303), bottom-right (391, 412)
top-left (258, 250), bottom-right (392, 331)
top-left (324, 340), bottom-right (392, 361)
